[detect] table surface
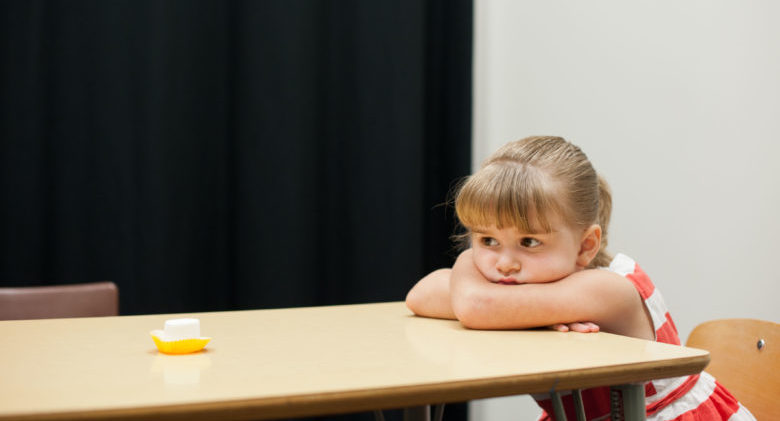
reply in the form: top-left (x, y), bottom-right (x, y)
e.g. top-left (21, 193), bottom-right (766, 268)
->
top-left (0, 301), bottom-right (709, 421)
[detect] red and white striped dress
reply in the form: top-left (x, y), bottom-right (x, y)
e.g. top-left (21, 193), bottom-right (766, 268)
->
top-left (534, 253), bottom-right (755, 421)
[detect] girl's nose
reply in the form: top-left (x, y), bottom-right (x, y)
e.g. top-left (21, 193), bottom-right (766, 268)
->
top-left (496, 254), bottom-right (520, 275)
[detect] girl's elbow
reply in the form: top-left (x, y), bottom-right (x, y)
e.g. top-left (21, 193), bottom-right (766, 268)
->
top-left (405, 288), bottom-right (424, 315)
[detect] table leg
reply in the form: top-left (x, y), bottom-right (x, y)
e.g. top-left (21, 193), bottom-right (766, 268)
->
top-left (403, 406), bottom-right (430, 421)
top-left (433, 403), bottom-right (445, 421)
top-left (610, 384), bottom-right (645, 421)
top-left (572, 389), bottom-right (586, 421)
top-left (549, 390), bottom-right (567, 421)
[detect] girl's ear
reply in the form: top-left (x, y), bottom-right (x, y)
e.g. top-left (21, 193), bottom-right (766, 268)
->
top-left (576, 224), bottom-right (602, 268)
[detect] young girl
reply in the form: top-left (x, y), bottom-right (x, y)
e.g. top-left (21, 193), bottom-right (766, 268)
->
top-left (406, 136), bottom-right (754, 420)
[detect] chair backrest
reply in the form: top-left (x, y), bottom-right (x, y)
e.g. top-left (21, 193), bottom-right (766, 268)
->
top-left (686, 318), bottom-right (779, 420)
top-left (0, 282), bottom-right (119, 320)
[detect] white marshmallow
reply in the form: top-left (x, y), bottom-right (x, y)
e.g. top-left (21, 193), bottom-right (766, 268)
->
top-left (163, 318), bottom-right (200, 341)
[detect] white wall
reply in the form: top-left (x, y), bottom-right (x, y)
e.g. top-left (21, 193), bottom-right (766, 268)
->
top-left (470, 1), bottom-right (780, 419)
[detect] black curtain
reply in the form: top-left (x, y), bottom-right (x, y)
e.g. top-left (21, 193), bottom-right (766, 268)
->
top-left (1, 0), bottom-right (471, 419)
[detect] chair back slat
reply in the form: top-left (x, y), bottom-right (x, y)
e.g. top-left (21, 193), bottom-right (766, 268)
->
top-left (0, 282), bottom-right (118, 320)
top-left (686, 318), bottom-right (779, 420)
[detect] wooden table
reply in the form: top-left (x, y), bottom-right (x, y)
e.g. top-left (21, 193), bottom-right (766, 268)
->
top-left (0, 302), bottom-right (709, 421)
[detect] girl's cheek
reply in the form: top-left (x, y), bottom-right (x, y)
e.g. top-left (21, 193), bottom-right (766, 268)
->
top-left (473, 252), bottom-right (496, 280)
top-left (475, 258), bottom-right (492, 278)
top-left (533, 256), bottom-right (570, 279)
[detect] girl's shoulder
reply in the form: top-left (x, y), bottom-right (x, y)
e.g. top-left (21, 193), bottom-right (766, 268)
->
top-left (603, 253), bottom-right (658, 301)
top-left (603, 252), bottom-right (638, 275)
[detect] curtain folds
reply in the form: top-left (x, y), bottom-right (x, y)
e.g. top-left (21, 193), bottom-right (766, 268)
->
top-left (0, 0), bottom-right (471, 319)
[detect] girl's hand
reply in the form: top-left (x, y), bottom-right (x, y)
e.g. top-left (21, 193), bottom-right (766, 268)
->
top-left (550, 322), bottom-right (600, 333)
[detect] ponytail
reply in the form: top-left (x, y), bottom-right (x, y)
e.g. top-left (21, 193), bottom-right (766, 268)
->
top-left (590, 174), bottom-right (613, 268)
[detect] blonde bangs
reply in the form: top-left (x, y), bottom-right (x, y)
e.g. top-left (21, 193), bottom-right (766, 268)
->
top-left (454, 162), bottom-right (563, 233)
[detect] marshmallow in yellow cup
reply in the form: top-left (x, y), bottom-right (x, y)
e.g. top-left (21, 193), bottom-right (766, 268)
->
top-left (150, 318), bottom-right (211, 354)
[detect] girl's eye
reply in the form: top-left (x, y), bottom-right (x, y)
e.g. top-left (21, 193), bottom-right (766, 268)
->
top-left (480, 237), bottom-right (498, 247)
top-left (520, 237), bottom-right (541, 248)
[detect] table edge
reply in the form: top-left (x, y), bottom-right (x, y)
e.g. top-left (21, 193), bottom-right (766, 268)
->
top-left (2, 353), bottom-right (709, 421)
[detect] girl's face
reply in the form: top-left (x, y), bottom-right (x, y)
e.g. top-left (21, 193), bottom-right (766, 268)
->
top-left (469, 214), bottom-right (591, 285)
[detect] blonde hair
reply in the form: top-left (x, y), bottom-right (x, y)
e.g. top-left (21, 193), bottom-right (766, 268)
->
top-left (455, 136), bottom-right (613, 268)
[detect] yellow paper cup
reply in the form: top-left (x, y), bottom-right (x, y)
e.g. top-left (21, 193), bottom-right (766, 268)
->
top-left (150, 330), bottom-right (211, 354)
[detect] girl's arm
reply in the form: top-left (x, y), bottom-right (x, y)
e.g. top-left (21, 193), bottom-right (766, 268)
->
top-left (405, 269), bottom-right (457, 320)
top-left (407, 263), bottom-right (603, 334)
top-left (449, 249), bottom-right (654, 340)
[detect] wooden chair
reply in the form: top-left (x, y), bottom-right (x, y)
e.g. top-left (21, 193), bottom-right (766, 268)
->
top-left (0, 281), bottom-right (119, 320)
top-left (686, 318), bottom-right (779, 420)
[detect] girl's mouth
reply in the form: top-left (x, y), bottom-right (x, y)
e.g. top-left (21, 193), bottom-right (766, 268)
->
top-left (496, 278), bottom-right (520, 285)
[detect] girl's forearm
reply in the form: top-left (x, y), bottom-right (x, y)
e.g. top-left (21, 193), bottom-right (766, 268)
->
top-left (449, 251), bottom-right (641, 334)
top-left (449, 249), bottom-right (511, 328)
top-left (449, 249), bottom-right (583, 329)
